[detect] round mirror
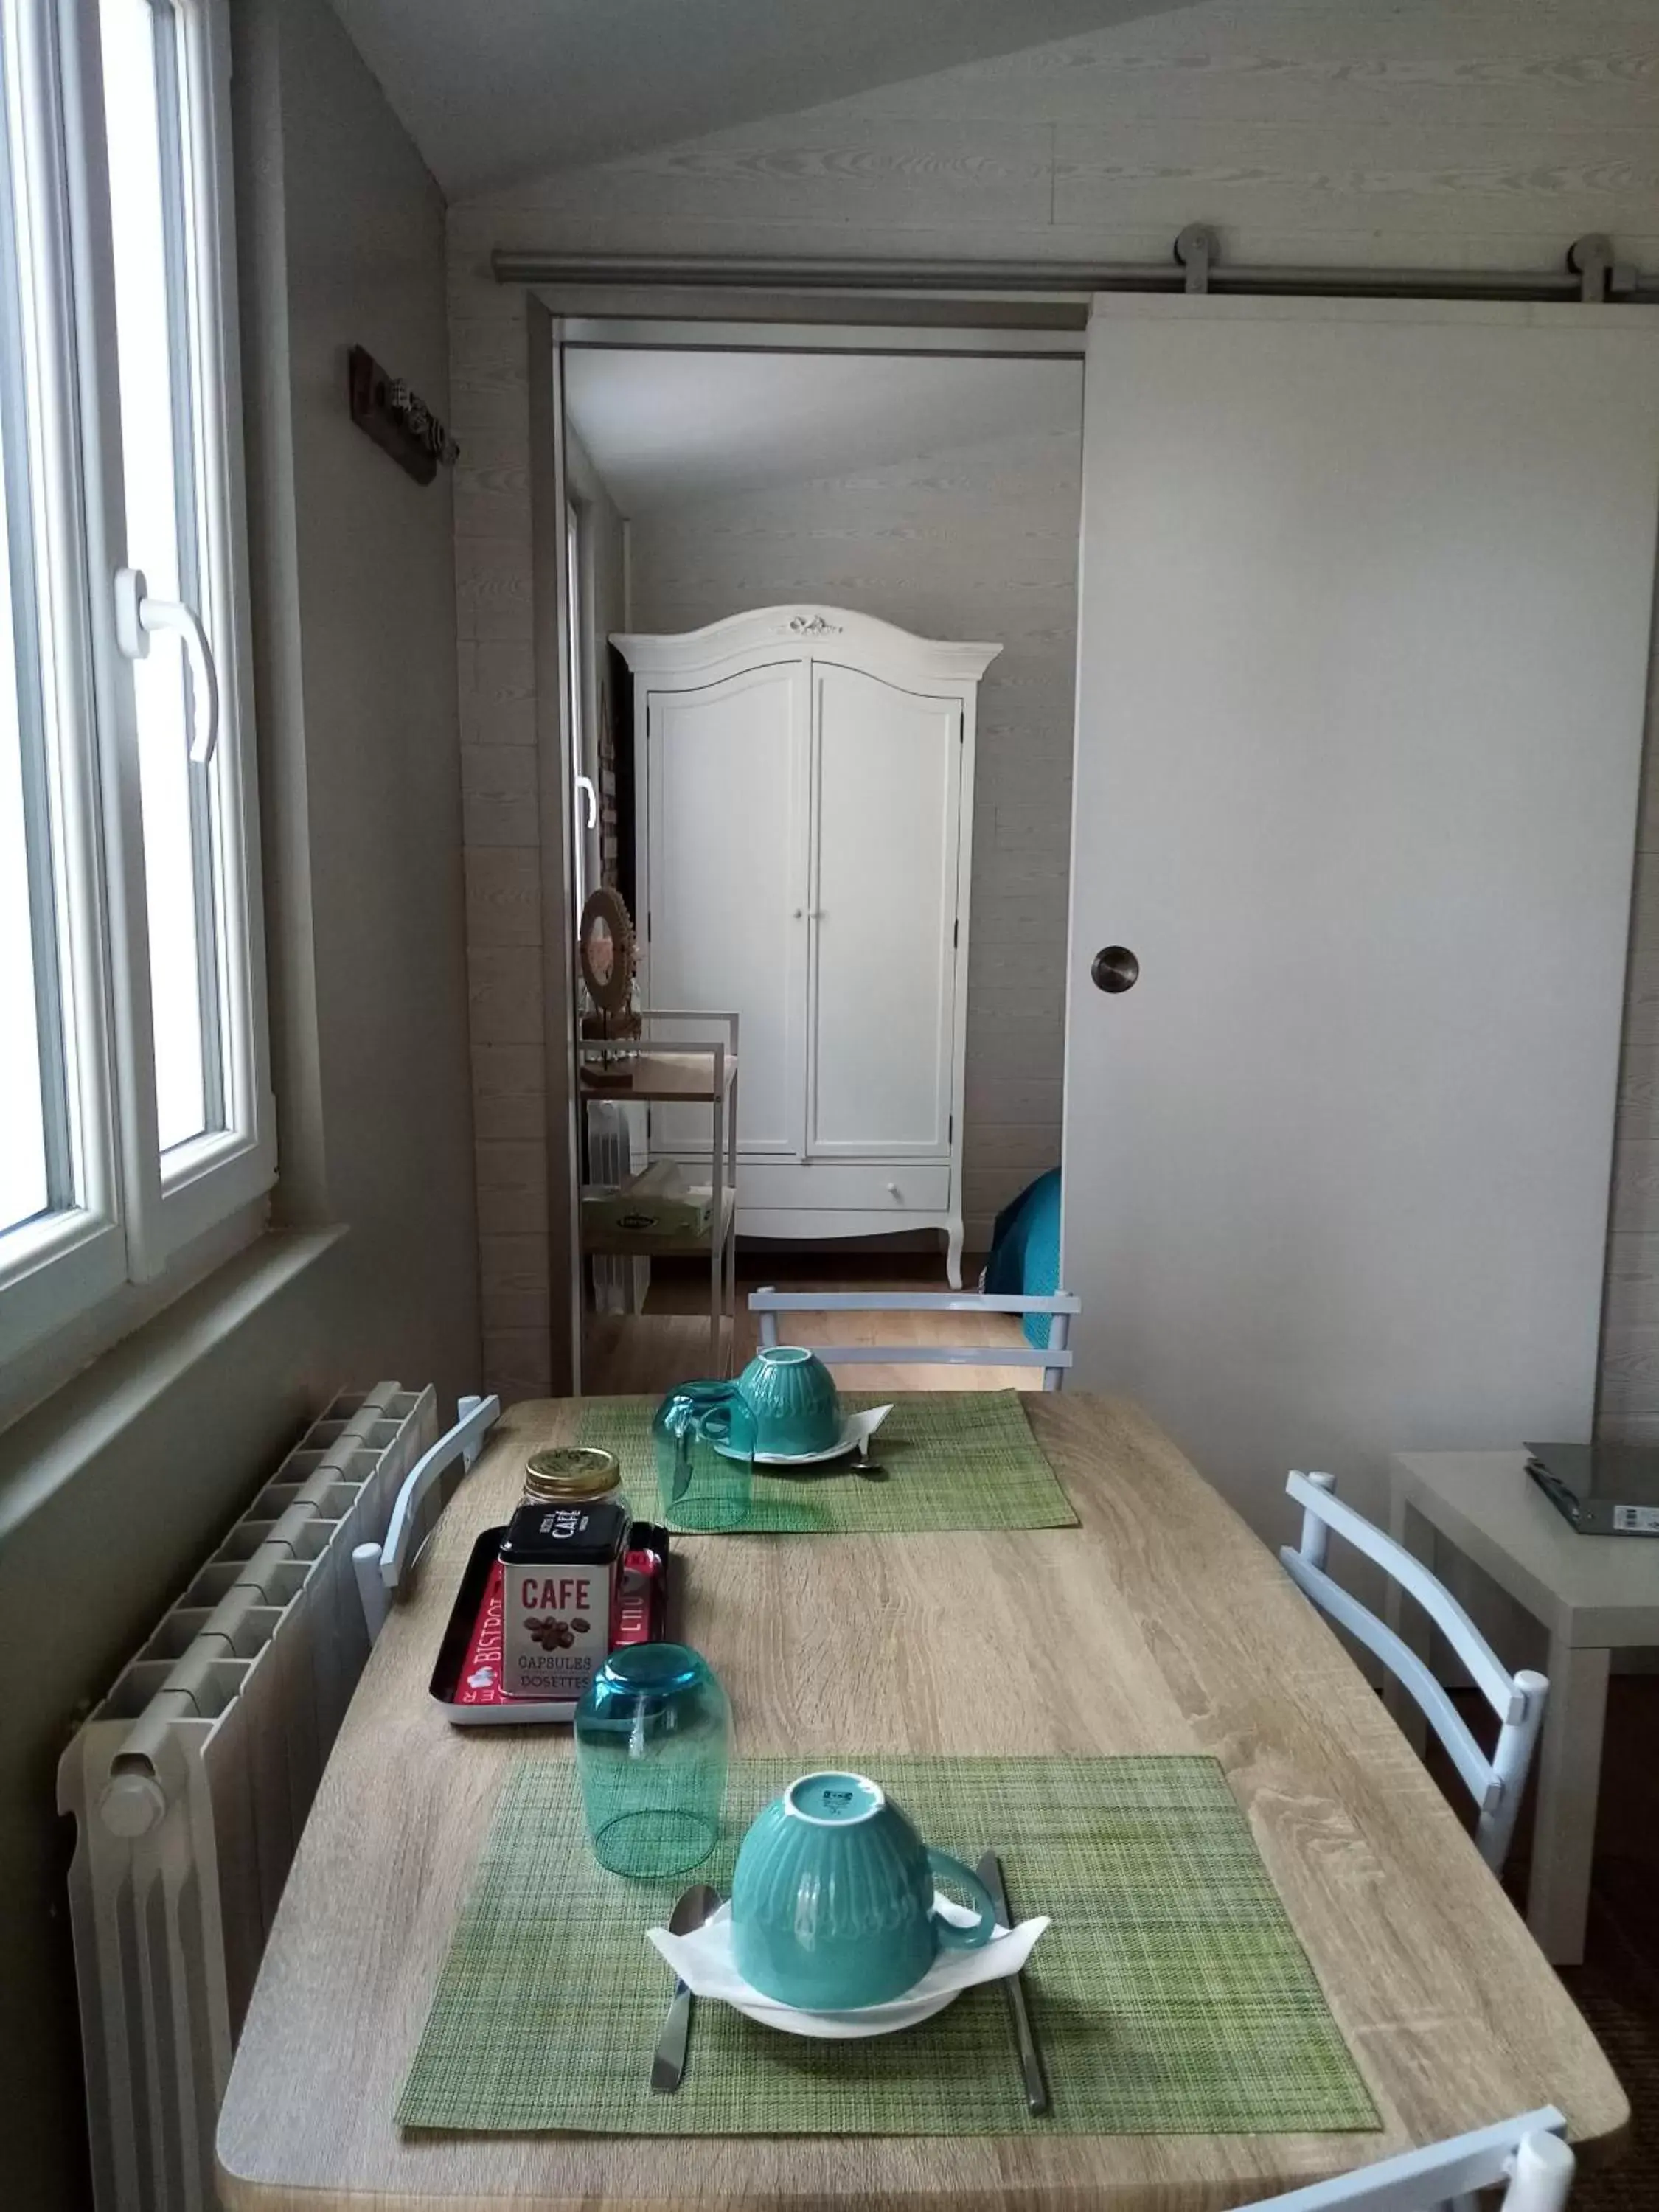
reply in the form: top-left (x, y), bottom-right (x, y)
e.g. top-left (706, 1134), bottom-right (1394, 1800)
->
top-left (587, 914), bottom-right (615, 986)
top-left (579, 886), bottom-right (636, 1014)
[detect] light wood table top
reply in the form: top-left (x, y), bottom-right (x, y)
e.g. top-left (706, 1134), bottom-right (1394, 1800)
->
top-left (216, 1395), bottom-right (1627, 2212)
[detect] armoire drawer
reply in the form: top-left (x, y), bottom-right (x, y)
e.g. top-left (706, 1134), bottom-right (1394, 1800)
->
top-left (736, 1161), bottom-right (951, 1213)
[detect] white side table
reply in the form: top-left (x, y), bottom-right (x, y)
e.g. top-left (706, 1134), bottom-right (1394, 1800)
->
top-left (1388, 1450), bottom-right (1659, 1964)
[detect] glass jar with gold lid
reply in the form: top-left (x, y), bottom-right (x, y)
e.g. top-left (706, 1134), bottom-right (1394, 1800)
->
top-left (521, 1446), bottom-right (622, 1506)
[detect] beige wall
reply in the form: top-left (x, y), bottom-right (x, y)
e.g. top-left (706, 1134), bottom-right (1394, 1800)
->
top-left (449, 0), bottom-right (1659, 1407)
top-left (0, 4), bottom-right (479, 2202)
top-left (625, 417), bottom-right (1082, 1248)
top-left (256, 0), bottom-right (480, 1401)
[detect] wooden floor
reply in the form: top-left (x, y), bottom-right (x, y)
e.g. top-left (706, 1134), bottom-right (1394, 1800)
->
top-left (1422, 1685), bottom-right (1659, 2210)
top-left (582, 1250), bottom-right (1040, 1396)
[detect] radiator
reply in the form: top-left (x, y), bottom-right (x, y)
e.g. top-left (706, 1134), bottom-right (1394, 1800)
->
top-left (57, 1382), bottom-right (437, 2212)
top-left (587, 1096), bottom-right (649, 1315)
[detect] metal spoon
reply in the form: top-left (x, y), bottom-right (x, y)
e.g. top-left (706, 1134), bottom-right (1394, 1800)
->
top-left (650, 1882), bottom-right (721, 2092)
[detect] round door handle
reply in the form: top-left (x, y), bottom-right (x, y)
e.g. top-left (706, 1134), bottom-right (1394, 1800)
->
top-left (1091, 945), bottom-right (1140, 995)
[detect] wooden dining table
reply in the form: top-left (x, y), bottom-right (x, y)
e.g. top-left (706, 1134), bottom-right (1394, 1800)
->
top-left (215, 1393), bottom-right (1627, 2211)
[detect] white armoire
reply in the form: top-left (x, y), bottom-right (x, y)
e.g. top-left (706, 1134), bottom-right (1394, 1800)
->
top-left (613, 607), bottom-right (998, 1284)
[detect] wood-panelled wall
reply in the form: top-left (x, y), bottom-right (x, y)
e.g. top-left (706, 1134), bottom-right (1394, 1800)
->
top-left (448, 0), bottom-right (1659, 1412)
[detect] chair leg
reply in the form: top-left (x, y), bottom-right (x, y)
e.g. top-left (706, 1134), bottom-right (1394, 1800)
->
top-left (1044, 1309), bottom-right (1070, 1392)
top-left (1503, 2132), bottom-right (1574, 2212)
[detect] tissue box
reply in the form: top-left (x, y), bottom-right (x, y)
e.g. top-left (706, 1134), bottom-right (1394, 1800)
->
top-left (582, 1158), bottom-right (713, 1240)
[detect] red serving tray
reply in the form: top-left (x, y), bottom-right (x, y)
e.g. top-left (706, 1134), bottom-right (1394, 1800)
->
top-left (428, 1522), bottom-right (672, 1727)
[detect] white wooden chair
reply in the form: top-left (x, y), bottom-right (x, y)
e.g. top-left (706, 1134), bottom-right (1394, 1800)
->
top-left (748, 1288), bottom-right (1081, 1389)
top-left (352, 1394), bottom-right (500, 1640)
top-left (1280, 1470), bottom-right (1548, 1872)
top-left (1242, 2107), bottom-right (1573, 2212)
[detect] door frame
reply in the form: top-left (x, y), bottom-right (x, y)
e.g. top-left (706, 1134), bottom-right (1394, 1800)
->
top-left (529, 302), bottom-right (1092, 1391)
top-left (526, 298), bottom-right (582, 1394)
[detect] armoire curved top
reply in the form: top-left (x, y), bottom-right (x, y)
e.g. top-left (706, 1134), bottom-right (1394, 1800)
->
top-left (611, 605), bottom-right (1002, 689)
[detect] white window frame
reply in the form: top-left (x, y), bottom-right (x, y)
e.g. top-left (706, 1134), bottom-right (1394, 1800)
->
top-left (0, 0), bottom-right (274, 1371)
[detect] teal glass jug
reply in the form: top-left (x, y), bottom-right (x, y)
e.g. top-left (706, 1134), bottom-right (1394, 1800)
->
top-left (652, 1380), bottom-right (755, 1532)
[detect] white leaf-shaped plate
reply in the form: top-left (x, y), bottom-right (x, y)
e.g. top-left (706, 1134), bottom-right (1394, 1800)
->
top-left (713, 1405), bottom-right (893, 1467)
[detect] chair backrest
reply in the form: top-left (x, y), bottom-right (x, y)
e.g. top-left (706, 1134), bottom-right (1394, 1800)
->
top-left (1279, 1470), bottom-right (1547, 1871)
top-left (747, 1288), bottom-right (1080, 1390)
top-left (1239, 2107), bottom-right (1572, 2212)
top-left (352, 1394), bottom-right (500, 1641)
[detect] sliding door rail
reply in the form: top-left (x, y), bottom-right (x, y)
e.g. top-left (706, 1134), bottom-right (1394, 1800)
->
top-left (494, 234), bottom-right (1658, 309)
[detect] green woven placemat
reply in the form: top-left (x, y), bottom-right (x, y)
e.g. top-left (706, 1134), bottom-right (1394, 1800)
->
top-left (397, 1754), bottom-right (1378, 2138)
top-left (576, 1391), bottom-right (1079, 1534)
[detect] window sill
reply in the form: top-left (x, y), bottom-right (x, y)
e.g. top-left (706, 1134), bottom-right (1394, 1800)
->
top-left (0, 1198), bottom-right (276, 1433)
top-left (0, 1224), bottom-right (345, 1534)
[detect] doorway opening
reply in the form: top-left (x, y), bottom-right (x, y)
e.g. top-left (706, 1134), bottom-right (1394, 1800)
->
top-left (558, 343), bottom-right (1084, 1391)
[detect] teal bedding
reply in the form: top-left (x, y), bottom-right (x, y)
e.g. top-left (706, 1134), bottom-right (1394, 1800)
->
top-left (983, 1167), bottom-right (1061, 1347)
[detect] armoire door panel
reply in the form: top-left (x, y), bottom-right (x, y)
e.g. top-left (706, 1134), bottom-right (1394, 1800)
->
top-left (644, 662), bottom-right (808, 1156)
top-left (807, 663), bottom-right (961, 1158)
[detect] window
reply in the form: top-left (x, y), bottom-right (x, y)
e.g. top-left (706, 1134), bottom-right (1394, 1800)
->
top-left (0, 0), bottom-right (271, 1366)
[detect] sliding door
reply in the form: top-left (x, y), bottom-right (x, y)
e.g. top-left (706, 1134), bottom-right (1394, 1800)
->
top-left (1063, 298), bottom-right (1659, 1528)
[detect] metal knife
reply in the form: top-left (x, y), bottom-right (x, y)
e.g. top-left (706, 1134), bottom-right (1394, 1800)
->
top-left (976, 1849), bottom-right (1049, 2115)
top-left (650, 1882), bottom-right (721, 2093)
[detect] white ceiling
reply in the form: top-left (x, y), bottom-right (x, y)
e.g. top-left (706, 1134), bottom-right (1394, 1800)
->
top-left (564, 349), bottom-right (1082, 512)
top-left (326, 0), bottom-right (1179, 200)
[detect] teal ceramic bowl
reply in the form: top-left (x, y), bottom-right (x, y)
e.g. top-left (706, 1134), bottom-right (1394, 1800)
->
top-left (731, 1770), bottom-right (997, 2010)
top-left (737, 1346), bottom-right (841, 1458)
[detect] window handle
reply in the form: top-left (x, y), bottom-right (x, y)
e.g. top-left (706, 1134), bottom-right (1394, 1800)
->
top-left (114, 567), bottom-right (220, 766)
top-left (575, 772), bottom-right (598, 830)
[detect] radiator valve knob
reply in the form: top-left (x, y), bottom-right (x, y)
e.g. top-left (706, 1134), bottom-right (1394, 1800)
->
top-left (100, 1770), bottom-right (167, 1837)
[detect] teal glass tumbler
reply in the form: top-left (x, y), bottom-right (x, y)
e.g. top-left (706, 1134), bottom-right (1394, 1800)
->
top-left (573, 1644), bottom-right (731, 1877)
top-left (652, 1380), bottom-right (755, 1532)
